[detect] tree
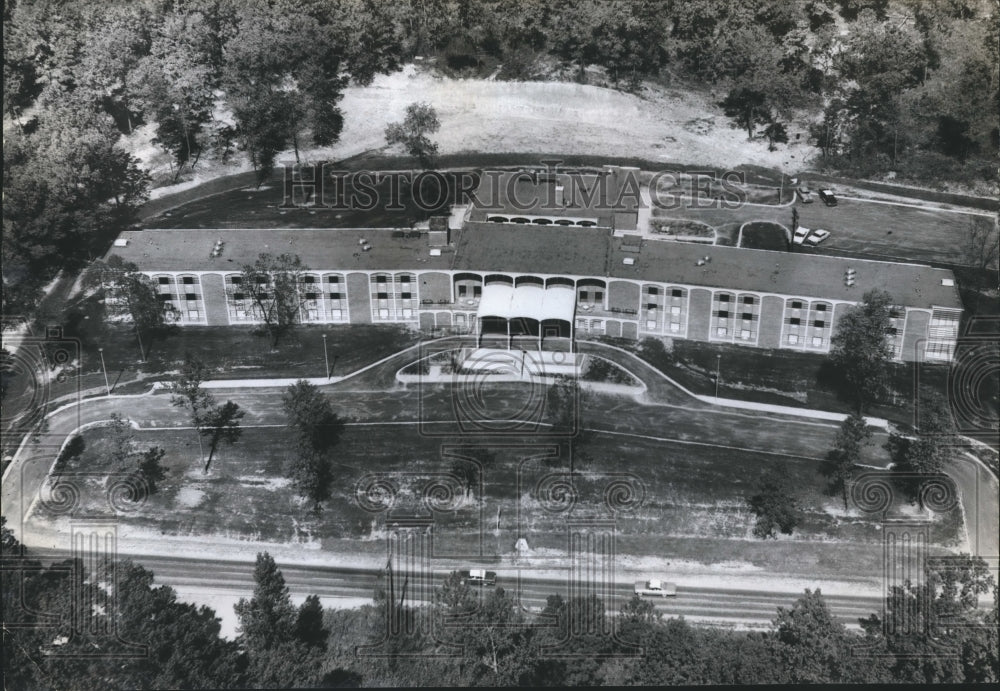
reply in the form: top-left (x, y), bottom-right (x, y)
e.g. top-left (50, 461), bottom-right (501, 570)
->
top-left (87, 255), bottom-right (176, 360)
top-left (236, 552), bottom-right (297, 646)
top-left (860, 555), bottom-right (995, 684)
top-left (170, 353), bottom-right (217, 461)
top-left (295, 594), bottom-right (327, 650)
top-left (829, 289), bottom-right (894, 413)
top-left (237, 253), bottom-right (308, 347)
top-left (107, 412), bottom-right (135, 468)
top-left (824, 413), bottom-right (873, 508)
top-left (54, 434), bottom-right (86, 474)
top-left (384, 102), bottom-right (441, 168)
top-left (199, 400), bottom-right (244, 473)
top-left (885, 391), bottom-right (958, 502)
top-left (747, 469), bottom-right (800, 539)
top-left (136, 446), bottom-right (167, 494)
top-left (282, 380), bottom-right (345, 510)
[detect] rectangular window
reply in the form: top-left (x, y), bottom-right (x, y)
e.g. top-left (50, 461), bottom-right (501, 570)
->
top-left (790, 317), bottom-right (800, 326)
top-left (647, 286), bottom-right (659, 296)
top-left (401, 292), bottom-right (412, 300)
top-left (741, 329), bottom-right (751, 340)
top-left (791, 301), bottom-right (802, 310)
top-left (814, 320), bottom-right (825, 328)
top-left (646, 320), bottom-right (657, 330)
top-left (718, 310), bottom-right (729, 319)
top-left (306, 292), bottom-right (318, 300)
top-left (743, 296), bottom-right (754, 305)
top-left (183, 277), bottom-right (195, 285)
top-left (646, 303), bottom-right (657, 311)
top-left (742, 312), bottom-right (752, 321)
top-left (716, 327), bottom-right (727, 336)
top-left (816, 304), bottom-right (827, 312)
top-left (234, 292), bottom-right (245, 301)
top-left (788, 334), bottom-right (798, 344)
top-left (718, 294), bottom-right (730, 302)
top-left (328, 292), bottom-right (342, 300)
top-left (377, 292), bottom-right (389, 300)
top-left (158, 277), bottom-right (170, 285)
top-left (473, 286), bottom-right (482, 297)
top-left (377, 276), bottom-right (387, 283)
top-left (672, 289), bottom-right (683, 298)
top-left (458, 285), bottom-right (468, 297)
top-left (188, 310), bottom-right (199, 319)
top-left (303, 276), bottom-right (316, 284)
top-left (185, 293), bottom-right (197, 301)
top-left (230, 276), bottom-right (242, 285)
top-left (671, 306), bottom-right (681, 315)
top-left (400, 275), bottom-right (411, 283)
top-left (326, 275), bottom-right (340, 283)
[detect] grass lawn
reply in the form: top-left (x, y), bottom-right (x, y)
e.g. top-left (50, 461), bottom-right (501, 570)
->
top-left (46, 292), bottom-right (421, 394)
top-left (739, 221), bottom-right (790, 251)
top-left (609, 336), bottom-right (950, 428)
top-left (44, 402), bottom-right (963, 579)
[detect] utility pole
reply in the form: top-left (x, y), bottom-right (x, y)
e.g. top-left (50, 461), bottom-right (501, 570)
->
top-left (322, 334), bottom-right (330, 378)
top-left (715, 354), bottom-right (721, 400)
top-left (98, 347), bottom-right (111, 395)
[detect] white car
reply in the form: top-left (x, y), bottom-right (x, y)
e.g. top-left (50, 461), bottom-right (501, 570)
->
top-left (792, 226), bottom-right (811, 245)
top-left (806, 229), bottom-right (831, 245)
top-left (634, 578), bottom-right (677, 598)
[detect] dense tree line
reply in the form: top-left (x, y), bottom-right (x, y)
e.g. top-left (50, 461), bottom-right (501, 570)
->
top-left (4, 519), bottom-right (996, 688)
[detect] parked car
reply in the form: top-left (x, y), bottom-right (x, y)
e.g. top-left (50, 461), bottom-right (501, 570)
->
top-left (634, 578), bottom-right (677, 598)
top-left (818, 189), bottom-right (838, 206)
top-left (807, 228), bottom-right (831, 245)
top-left (461, 568), bottom-right (496, 586)
top-left (797, 187), bottom-right (813, 203)
top-left (793, 226), bottom-right (811, 245)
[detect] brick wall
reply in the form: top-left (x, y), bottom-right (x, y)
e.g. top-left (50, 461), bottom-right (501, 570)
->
top-left (346, 272), bottom-right (372, 323)
top-left (201, 273), bottom-right (230, 326)
top-left (686, 288), bottom-right (712, 342)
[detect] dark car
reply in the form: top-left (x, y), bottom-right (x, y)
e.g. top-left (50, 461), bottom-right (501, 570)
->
top-left (460, 569), bottom-right (497, 586)
top-left (818, 189), bottom-right (838, 206)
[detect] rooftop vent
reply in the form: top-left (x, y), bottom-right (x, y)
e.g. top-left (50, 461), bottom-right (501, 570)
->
top-left (941, 278), bottom-right (954, 287)
top-left (113, 238), bottom-right (129, 247)
top-left (623, 257), bottom-right (636, 266)
top-left (210, 240), bottom-right (225, 258)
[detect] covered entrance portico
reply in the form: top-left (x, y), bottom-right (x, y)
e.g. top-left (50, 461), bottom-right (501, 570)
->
top-left (476, 284), bottom-right (576, 351)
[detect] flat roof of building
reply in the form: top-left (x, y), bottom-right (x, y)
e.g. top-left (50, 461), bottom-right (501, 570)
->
top-left (453, 222), bottom-right (610, 278)
top-left (607, 237), bottom-right (962, 308)
top-left (110, 225), bottom-right (962, 309)
top-left (467, 169), bottom-right (630, 226)
top-left (110, 228), bottom-right (457, 273)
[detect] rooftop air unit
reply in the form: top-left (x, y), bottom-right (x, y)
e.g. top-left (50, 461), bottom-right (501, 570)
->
top-left (113, 238), bottom-right (129, 247)
top-left (623, 257), bottom-right (636, 266)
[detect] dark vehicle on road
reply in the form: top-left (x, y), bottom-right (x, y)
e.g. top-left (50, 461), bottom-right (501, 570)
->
top-left (461, 568), bottom-right (497, 586)
top-left (819, 189), bottom-right (838, 206)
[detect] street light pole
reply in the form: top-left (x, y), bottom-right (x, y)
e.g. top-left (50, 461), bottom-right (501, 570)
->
top-left (98, 347), bottom-right (111, 395)
top-left (322, 334), bottom-right (330, 379)
top-left (715, 354), bottom-right (721, 400)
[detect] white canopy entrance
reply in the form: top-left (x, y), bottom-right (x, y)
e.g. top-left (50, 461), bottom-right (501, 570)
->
top-left (476, 284), bottom-right (576, 348)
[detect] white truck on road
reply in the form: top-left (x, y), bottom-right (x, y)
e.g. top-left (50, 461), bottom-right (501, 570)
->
top-left (634, 578), bottom-right (677, 597)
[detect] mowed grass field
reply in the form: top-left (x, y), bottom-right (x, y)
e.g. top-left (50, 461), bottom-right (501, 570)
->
top-left (44, 385), bottom-right (964, 578)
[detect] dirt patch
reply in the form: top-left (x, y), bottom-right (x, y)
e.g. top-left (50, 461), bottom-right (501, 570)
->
top-left (126, 63), bottom-right (815, 200)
